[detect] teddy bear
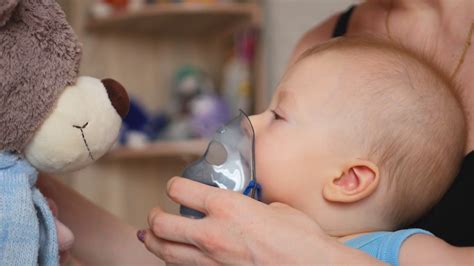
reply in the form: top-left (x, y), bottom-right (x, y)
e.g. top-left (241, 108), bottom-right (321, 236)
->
top-left (0, 0), bottom-right (129, 265)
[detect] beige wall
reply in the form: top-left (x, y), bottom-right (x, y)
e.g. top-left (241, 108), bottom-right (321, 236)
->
top-left (262, 0), bottom-right (356, 98)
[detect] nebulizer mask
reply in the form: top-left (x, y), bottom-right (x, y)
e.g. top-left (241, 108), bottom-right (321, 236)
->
top-left (180, 111), bottom-right (261, 218)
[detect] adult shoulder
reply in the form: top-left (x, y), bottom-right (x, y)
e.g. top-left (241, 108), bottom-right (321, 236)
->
top-left (288, 13), bottom-right (341, 66)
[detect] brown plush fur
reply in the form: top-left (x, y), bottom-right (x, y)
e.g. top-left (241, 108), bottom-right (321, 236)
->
top-left (0, 0), bottom-right (82, 152)
top-left (0, 0), bottom-right (18, 26)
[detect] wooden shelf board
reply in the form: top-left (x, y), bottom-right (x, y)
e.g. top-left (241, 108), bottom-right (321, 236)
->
top-left (103, 139), bottom-right (209, 160)
top-left (86, 3), bottom-right (260, 35)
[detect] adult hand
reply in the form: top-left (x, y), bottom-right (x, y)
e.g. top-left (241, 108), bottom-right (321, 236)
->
top-left (142, 177), bottom-right (371, 265)
top-left (46, 198), bottom-right (75, 265)
top-left (38, 173), bottom-right (161, 266)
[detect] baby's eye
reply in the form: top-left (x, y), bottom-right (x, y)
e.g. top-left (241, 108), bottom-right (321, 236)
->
top-left (271, 110), bottom-right (284, 120)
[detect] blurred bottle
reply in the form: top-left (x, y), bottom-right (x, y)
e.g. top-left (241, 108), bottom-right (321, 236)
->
top-left (222, 29), bottom-right (256, 115)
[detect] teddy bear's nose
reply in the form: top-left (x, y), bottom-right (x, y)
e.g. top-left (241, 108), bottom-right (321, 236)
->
top-left (101, 79), bottom-right (130, 119)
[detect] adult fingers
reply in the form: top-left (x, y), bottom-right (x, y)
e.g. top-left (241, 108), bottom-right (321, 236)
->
top-left (55, 219), bottom-right (75, 251)
top-left (142, 229), bottom-right (219, 266)
top-left (47, 198), bottom-right (75, 262)
top-left (167, 176), bottom-right (262, 220)
top-left (147, 207), bottom-right (202, 244)
top-left (46, 197), bottom-right (58, 217)
top-left (166, 176), bottom-right (225, 214)
top-left (59, 251), bottom-right (70, 265)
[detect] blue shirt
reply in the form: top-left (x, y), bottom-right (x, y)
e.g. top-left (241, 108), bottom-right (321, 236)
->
top-left (345, 228), bottom-right (433, 266)
top-left (0, 151), bottom-right (58, 265)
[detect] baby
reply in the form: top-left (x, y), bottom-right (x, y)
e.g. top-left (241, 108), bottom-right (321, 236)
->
top-left (249, 36), bottom-right (466, 264)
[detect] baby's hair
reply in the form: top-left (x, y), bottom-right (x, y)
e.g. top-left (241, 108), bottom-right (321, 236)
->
top-left (299, 36), bottom-right (466, 227)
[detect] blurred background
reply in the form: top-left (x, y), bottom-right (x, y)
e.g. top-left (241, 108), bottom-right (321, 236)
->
top-left (57, 0), bottom-right (354, 228)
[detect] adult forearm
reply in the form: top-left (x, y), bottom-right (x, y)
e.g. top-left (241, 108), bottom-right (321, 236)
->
top-left (37, 173), bottom-right (162, 266)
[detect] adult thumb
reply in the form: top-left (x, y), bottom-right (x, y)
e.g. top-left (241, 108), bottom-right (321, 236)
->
top-left (55, 219), bottom-right (75, 251)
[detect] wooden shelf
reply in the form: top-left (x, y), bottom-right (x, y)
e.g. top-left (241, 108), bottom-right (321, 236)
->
top-left (102, 139), bottom-right (209, 160)
top-left (86, 3), bottom-right (260, 35)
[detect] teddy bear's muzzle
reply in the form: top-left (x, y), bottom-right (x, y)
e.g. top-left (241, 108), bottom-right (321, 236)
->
top-left (101, 78), bottom-right (130, 119)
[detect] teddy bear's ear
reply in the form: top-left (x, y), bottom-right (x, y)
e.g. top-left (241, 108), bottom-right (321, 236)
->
top-left (0, 0), bottom-right (20, 27)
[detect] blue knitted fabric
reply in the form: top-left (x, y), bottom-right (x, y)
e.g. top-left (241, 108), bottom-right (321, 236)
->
top-left (0, 152), bottom-right (58, 265)
top-left (345, 229), bottom-right (433, 266)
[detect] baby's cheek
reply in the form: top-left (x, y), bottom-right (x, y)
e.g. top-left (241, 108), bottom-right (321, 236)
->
top-left (255, 135), bottom-right (273, 176)
top-left (255, 136), bottom-right (269, 168)
top-left (255, 135), bottom-right (284, 203)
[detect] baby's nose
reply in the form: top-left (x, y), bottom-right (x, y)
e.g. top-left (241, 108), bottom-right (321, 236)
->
top-left (248, 115), bottom-right (261, 137)
top-left (101, 79), bottom-right (130, 119)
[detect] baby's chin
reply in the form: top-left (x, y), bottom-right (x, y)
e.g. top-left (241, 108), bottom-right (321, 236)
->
top-left (260, 196), bottom-right (272, 204)
top-left (257, 188), bottom-right (280, 205)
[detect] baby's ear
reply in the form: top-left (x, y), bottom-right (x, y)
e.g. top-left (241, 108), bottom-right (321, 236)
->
top-left (0, 0), bottom-right (20, 27)
top-left (322, 160), bottom-right (380, 203)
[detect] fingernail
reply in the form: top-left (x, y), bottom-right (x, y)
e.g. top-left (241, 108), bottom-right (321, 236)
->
top-left (167, 176), bottom-right (177, 191)
top-left (137, 229), bottom-right (146, 243)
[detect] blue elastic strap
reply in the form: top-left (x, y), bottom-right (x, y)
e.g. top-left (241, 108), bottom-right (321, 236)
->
top-left (243, 180), bottom-right (262, 201)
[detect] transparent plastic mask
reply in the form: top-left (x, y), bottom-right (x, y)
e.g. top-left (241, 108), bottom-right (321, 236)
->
top-left (180, 111), bottom-right (261, 218)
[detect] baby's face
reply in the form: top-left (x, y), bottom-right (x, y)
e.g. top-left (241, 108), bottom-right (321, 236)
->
top-left (249, 53), bottom-right (360, 211)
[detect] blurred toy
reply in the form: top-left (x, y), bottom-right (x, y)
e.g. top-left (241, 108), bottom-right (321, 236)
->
top-left (120, 98), bottom-right (169, 147)
top-left (104, 0), bottom-right (129, 9)
top-left (165, 66), bottom-right (230, 139)
top-left (128, 0), bottom-right (147, 11)
top-left (91, 0), bottom-right (140, 18)
top-left (90, 0), bottom-right (114, 18)
top-left (156, 0), bottom-right (218, 3)
top-left (172, 66), bottom-right (214, 113)
top-left (190, 94), bottom-right (230, 138)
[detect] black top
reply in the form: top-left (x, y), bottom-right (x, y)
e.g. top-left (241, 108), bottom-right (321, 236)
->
top-left (333, 5), bottom-right (474, 247)
top-left (411, 151), bottom-right (474, 246)
top-left (332, 5), bottom-right (356, 38)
